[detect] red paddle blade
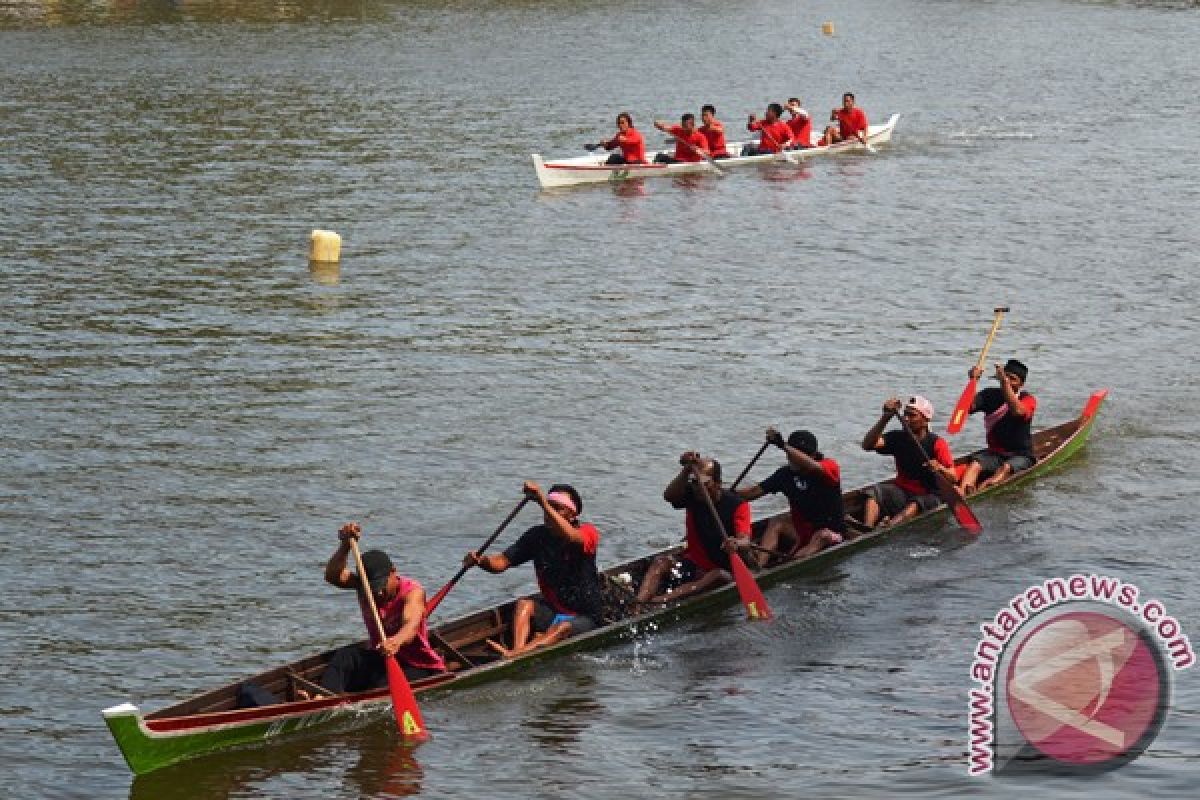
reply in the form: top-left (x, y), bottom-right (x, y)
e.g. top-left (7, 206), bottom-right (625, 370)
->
top-left (952, 501), bottom-right (983, 535)
top-left (384, 657), bottom-right (429, 743)
top-left (730, 553), bottom-right (772, 620)
top-left (947, 379), bottom-right (978, 434)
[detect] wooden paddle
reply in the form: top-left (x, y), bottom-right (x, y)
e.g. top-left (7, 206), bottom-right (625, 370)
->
top-left (729, 441), bottom-right (770, 490)
top-left (424, 497), bottom-right (530, 619)
top-left (689, 463), bottom-right (773, 620)
top-left (348, 538), bottom-right (429, 741)
top-left (893, 411), bottom-right (983, 534)
top-left (947, 306), bottom-right (1009, 434)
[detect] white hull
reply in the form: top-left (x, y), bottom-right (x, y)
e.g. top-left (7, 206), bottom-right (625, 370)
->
top-left (532, 114), bottom-right (900, 189)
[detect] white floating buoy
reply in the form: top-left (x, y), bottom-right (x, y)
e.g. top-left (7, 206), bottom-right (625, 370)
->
top-left (822, 21), bottom-right (835, 36)
top-left (309, 229), bottom-right (341, 263)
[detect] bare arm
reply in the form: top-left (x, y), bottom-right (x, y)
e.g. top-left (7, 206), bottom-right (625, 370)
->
top-left (379, 586), bottom-right (428, 656)
top-left (324, 522), bottom-right (361, 589)
top-left (736, 484), bottom-right (765, 501)
top-left (664, 451), bottom-right (700, 507)
top-left (463, 551), bottom-right (511, 574)
top-left (862, 399), bottom-right (901, 450)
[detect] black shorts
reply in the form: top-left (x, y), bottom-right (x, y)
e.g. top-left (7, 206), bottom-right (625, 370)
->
top-left (530, 597), bottom-right (597, 636)
top-left (970, 449), bottom-right (1035, 475)
top-left (866, 482), bottom-right (940, 517)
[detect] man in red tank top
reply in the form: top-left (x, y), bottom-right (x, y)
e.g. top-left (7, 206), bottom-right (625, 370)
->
top-left (316, 523), bottom-right (447, 694)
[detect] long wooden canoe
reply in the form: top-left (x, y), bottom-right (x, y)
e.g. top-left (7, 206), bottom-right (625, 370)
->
top-left (103, 388), bottom-right (1107, 775)
top-left (531, 113), bottom-right (900, 189)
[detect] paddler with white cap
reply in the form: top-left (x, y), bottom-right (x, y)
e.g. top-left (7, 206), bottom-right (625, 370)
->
top-left (856, 395), bottom-right (959, 529)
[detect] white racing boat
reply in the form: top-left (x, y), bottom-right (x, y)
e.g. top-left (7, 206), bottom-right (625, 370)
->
top-left (532, 113), bottom-right (900, 189)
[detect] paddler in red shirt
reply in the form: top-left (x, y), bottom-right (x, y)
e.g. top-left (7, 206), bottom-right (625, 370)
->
top-left (745, 102), bottom-right (794, 155)
top-left (821, 92), bottom-right (870, 147)
top-left (785, 97), bottom-right (814, 149)
top-left (652, 113), bottom-right (711, 164)
top-left (596, 112), bottom-right (647, 165)
top-left (699, 104), bottom-right (730, 159)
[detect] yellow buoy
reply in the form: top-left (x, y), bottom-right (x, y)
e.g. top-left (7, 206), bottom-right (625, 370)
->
top-left (309, 229), bottom-right (341, 263)
top-left (822, 21), bottom-right (835, 36)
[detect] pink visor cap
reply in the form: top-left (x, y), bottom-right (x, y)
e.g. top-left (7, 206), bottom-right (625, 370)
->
top-left (905, 395), bottom-right (934, 421)
top-left (546, 491), bottom-right (578, 514)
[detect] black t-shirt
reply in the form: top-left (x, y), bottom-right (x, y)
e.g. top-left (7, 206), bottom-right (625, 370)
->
top-left (503, 523), bottom-right (604, 620)
top-left (680, 485), bottom-right (749, 571)
top-left (878, 430), bottom-right (942, 493)
top-left (758, 461), bottom-right (845, 532)
top-left (973, 387), bottom-right (1035, 457)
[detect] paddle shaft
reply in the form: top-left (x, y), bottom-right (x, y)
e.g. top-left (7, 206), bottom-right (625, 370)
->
top-left (425, 496), bottom-right (530, 618)
top-left (972, 307), bottom-right (1009, 373)
top-left (947, 306), bottom-right (1008, 434)
top-left (729, 441), bottom-right (770, 491)
top-left (348, 538), bottom-right (390, 644)
top-left (893, 411), bottom-right (982, 534)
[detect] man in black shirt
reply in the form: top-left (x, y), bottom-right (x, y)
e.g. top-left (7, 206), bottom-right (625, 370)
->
top-left (462, 481), bottom-right (603, 658)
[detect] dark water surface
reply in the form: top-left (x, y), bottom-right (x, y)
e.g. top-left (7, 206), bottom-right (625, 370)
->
top-left (2, 0), bottom-right (1198, 797)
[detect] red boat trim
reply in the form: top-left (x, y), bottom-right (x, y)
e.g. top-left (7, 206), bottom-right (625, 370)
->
top-left (145, 672), bottom-right (458, 733)
top-left (544, 163), bottom-right (668, 171)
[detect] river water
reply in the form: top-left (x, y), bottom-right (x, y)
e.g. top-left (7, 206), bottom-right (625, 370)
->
top-left (1, 0), bottom-right (1198, 797)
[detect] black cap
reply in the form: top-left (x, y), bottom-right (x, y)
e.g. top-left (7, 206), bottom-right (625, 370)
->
top-left (360, 549), bottom-right (393, 594)
top-left (787, 430), bottom-right (819, 456)
top-left (1002, 359), bottom-right (1029, 382)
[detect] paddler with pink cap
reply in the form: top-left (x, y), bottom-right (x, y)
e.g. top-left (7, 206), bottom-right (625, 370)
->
top-left (855, 395), bottom-right (959, 530)
top-left (462, 481), bottom-right (604, 658)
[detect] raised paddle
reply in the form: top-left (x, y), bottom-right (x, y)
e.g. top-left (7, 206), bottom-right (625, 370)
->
top-left (424, 496), bottom-right (530, 619)
top-left (947, 306), bottom-right (1009, 434)
top-left (893, 411), bottom-right (983, 535)
top-left (347, 538), bottom-right (429, 742)
top-left (689, 463), bottom-right (773, 620)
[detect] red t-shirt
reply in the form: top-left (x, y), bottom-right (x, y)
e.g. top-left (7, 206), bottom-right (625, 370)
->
top-left (359, 576), bottom-right (446, 672)
top-left (668, 125), bottom-right (709, 163)
top-left (604, 128), bottom-right (646, 164)
top-left (748, 119), bottom-right (792, 153)
top-left (699, 121), bottom-right (728, 157)
top-left (786, 111), bottom-right (812, 148)
top-left (835, 107), bottom-right (869, 140)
